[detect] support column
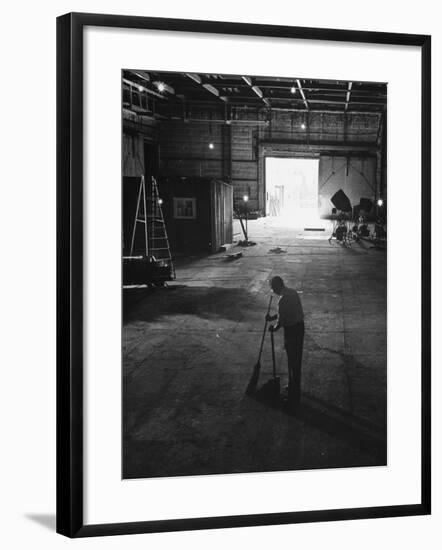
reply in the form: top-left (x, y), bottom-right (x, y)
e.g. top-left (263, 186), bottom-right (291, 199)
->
top-left (222, 124), bottom-right (232, 182)
top-left (375, 150), bottom-right (382, 203)
top-left (375, 111), bottom-right (385, 202)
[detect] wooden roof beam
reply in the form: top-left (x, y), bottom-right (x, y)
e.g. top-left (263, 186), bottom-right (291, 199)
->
top-left (186, 73), bottom-right (202, 84)
top-left (345, 82), bottom-right (353, 111)
top-left (185, 73), bottom-right (227, 102)
top-left (130, 70), bottom-right (151, 83)
top-left (296, 79), bottom-right (309, 110)
top-left (269, 107), bottom-right (381, 115)
top-left (241, 76), bottom-right (270, 106)
top-left (307, 99), bottom-right (383, 106)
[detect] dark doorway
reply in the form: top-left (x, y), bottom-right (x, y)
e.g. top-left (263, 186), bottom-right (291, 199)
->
top-left (144, 140), bottom-right (159, 180)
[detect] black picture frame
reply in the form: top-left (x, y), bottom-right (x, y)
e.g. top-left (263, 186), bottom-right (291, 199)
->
top-left (56, 12), bottom-right (431, 538)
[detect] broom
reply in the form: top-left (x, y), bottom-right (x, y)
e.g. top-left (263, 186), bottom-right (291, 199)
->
top-left (245, 295), bottom-right (273, 394)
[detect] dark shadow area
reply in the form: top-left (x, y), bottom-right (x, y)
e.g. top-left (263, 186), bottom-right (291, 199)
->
top-left (123, 286), bottom-right (155, 315)
top-left (25, 513), bottom-right (56, 531)
top-left (241, 331), bottom-right (387, 465)
top-left (172, 252), bottom-right (224, 266)
top-left (246, 387), bottom-right (386, 464)
top-left (123, 284), bottom-right (189, 316)
top-left (303, 391), bottom-right (385, 434)
top-left (123, 285), bottom-right (261, 324)
top-left (315, 346), bottom-right (386, 429)
top-left (297, 396), bottom-right (386, 462)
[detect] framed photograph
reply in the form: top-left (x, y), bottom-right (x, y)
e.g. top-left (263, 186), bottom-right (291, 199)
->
top-left (57, 12), bottom-right (431, 537)
top-left (173, 197), bottom-right (197, 219)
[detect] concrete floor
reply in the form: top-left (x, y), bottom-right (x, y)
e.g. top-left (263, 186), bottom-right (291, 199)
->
top-left (123, 218), bottom-right (387, 479)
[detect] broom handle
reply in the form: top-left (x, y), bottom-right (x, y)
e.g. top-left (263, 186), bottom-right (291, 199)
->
top-left (270, 328), bottom-right (277, 379)
top-left (257, 295), bottom-right (273, 362)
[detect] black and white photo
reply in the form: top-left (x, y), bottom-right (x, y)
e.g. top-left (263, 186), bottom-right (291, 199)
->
top-left (122, 71), bottom-right (388, 479)
top-left (56, 13), bottom-right (431, 536)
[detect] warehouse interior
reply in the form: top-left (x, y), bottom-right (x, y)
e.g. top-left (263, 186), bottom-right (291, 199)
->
top-left (122, 70), bottom-right (387, 479)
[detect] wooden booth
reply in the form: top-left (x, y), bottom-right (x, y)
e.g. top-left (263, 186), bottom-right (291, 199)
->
top-left (156, 176), bottom-right (233, 255)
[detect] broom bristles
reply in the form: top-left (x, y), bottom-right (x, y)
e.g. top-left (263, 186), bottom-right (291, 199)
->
top-left (245, 361), bottom-right (260, 394)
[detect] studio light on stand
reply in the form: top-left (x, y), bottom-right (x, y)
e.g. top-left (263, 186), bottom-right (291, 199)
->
top-left (243, 194), bottom-right (249, 244)
top-left (376, 198), bottom-right (384, 220)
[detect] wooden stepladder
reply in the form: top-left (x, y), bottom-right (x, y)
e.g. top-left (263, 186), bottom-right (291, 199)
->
top-left (148, 177), bottom-right (175, 279)
top-left (130, 175), bottom-right (149, 256)
top-left (129, 175), bottom-right (175, 280)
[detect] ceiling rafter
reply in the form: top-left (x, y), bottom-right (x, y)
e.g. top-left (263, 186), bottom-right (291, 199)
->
top-left (131, 70), bottom-right (151, 83)
top-left (296, 79), bottom-right (309, 110)
top-left (241, 76), bottom-right (270, 107)
top-left (306, 99), bottom-right (383, 106)
top-left (124, 70), bottom-right (386, 113)
top-left (345, 82), bottom-right (353, 111)
top-left (185, 73), bottom-right (227, 102)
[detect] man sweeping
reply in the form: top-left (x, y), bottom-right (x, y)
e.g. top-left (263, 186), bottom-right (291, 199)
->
top-left (266, 276), bottom-right (305, 409)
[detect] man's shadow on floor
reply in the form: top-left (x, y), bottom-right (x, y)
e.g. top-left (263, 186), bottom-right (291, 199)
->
top-left (248, 386), bottom-right (386, 464)
top-left (246, 340), bottom-right (387, 465)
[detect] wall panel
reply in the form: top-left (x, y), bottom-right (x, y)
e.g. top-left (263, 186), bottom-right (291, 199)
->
top-left (123, 107), bottom-right (382, 214)
top-left (318, 155), bottom-right (376, 217)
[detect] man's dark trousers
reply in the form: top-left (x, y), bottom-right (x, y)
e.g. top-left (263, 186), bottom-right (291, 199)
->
top-left (284, 321), bottom-right (305, 404)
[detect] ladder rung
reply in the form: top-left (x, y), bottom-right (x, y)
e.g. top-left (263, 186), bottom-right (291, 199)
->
top-left (131, 175), bottom-right (174, 273)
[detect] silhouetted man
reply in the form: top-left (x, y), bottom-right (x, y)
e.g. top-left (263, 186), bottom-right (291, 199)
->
top-left (266, 276), bottom-right (304, 408)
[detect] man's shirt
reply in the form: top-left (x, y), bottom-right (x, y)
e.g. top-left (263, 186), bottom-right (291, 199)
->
top-left (277, 287), bottom-right (304, 327)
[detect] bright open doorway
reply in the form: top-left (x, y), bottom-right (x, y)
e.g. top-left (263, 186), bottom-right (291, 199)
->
top-left (265, 157), bottom-right (320, 228)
